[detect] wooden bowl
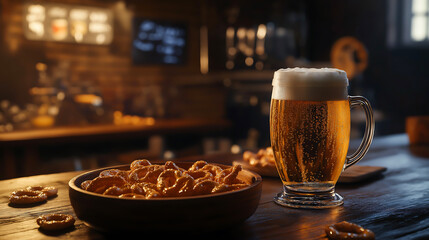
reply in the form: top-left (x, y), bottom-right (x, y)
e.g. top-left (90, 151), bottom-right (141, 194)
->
top-left (69, 162), bottom-right (262, 232)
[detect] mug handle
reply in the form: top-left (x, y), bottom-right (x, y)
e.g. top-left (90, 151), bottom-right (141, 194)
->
top-left (345, 96), bottom-right (375, 169)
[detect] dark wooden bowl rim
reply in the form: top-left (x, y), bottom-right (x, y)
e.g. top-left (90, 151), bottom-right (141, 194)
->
top-left (69, 162), bottom-right (262, 201)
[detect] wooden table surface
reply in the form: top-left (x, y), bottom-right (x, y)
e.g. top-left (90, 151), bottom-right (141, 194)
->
top-left (1, 134), bottom-right (429, 239)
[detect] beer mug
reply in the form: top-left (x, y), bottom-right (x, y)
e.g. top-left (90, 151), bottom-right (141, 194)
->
top-left (270, 68), bottom-right (374, 208)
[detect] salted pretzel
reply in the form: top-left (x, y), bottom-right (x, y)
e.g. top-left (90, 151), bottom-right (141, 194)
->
top-left (325, 221), bottom-right (375, 240)
top-left (243, 147), bottom-right (275, 168)
top-left (212, 183), bottom-right (249, 193)
top-left (139, 167), bottom-right (165, 184)
top-left (26, 186), bottom-right (58, 198)
top-left (9, 189), bottom-right (47, 204)
top-left (85, 175), bottom-right (127, 194)
top-left (215, 165), bottom-right (244, 185)
top-left (200, 164), bottom-right (223, 176)
top-left (164, 161), bottom-right (186, 172)
top-left (103, 186), bottom-right (132, 196)
top-left (157, 169), bottom-right (182, 189)
top-left (162, 175), bottom-right (195, 197)
top-left (128, 165), bottom-right (164, 183)
top-left (80, 180), bottom-right (92, 190)
top-left (130, 159), bottom-right (151, 170)
top-left (140, 183), bottom-right (162, 198)
top-left (193, 180), bottom-right (220, 195)
top-left (37, 214), bottom-right (75, 230)
top-left (82, 160), bottom-right (250, 199)
top-left (185, 170), bottom-right (213, 184)
top-left (99, 169), bottom-right (130, 181)
top-left (188, 160), bottom-right (208, 171)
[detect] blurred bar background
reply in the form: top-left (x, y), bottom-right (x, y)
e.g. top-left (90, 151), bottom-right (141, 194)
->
top-left (1, 0), bottom-right (428, 179)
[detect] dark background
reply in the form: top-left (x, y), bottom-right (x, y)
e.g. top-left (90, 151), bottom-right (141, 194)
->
top-left (2, 0), bottom-right (428, 136)
top-left (0, 0), bottom-right (428, 171)
top-left (207, 0), bottom-right (429, 141)
top-left (305, 0), bottom-right (429, 135)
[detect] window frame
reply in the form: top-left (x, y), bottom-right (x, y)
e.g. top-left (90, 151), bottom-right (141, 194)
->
top-left (388, 0), bottom-right (429, 48)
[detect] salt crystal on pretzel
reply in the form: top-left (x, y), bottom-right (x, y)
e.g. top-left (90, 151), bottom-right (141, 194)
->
top-left (163, 175), bottom-right (195, 197)
top-left (26, 186), bottom-right (58, 198)
top-left (37, 214), bottom-right (75, 230)
top-left (83, 159), bottom-right (250, 198)
top-left (189, 160), bottom-right (208, 172)
top-left (130, 159), bottom-right (151, 170)
top-left (243, 147), bottom-right (276, 168)
top-left (216, 165), bottom-right (242, 185)
top-left (9, 189), bottom-right (47, 204)
top-left (86, 176), bottom-right (127, 194)
top-left (185, 170), bottom-right (213, 184)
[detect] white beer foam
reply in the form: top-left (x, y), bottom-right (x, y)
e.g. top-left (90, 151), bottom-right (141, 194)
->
top-left (272, 68), bottom-right (349, 101)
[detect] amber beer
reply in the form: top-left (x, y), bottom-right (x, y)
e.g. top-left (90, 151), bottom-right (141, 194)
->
top-left (269, 67), bottom-right (375, 208)
top-left (270, 99), bottom-right (350, 192)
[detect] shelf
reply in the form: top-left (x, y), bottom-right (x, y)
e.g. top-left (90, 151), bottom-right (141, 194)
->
top-left (0, 118), bottom-right (231, 146)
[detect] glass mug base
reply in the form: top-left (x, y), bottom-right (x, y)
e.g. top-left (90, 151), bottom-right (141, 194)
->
top-left (274, 187), bottom-right (344, 209)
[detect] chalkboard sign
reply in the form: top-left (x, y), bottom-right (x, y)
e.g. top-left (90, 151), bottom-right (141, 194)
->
top-left (132, 18), bottom-right (187, 65)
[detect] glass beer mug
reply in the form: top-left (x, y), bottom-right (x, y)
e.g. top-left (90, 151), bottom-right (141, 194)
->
top-left (270, 68), bottom-right (375, 208)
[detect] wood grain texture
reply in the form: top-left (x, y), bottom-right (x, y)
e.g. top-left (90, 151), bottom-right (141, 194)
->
top-left (1, 134), bottom-right (429, 239)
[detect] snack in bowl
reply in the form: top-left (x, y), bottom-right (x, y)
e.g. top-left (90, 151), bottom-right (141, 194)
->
top-left (68, 161), bottom-right (262, 232)
top-left (81, 160), bottom-right (250, 198)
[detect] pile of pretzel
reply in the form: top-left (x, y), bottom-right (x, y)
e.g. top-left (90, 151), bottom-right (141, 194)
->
top-left (325, 221), bottom-right (375, 239)
top-left (9, 186), bottom-right (58, 204)
top-left (81, 160), bottom-right (249, 199)
top-left (243, 147), bottom-right (276, 168)
top-left (8, 186), bottom-right (76, 231)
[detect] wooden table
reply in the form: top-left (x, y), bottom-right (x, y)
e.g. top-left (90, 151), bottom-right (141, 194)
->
top-left (1, 134), bottom-right (429, 239)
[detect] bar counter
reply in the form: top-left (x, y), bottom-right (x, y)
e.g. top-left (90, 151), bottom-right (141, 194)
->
top-left (1, 134), bottom-right (429, 239)
top-left (0, 118), bottom-right (231, 179)
top-left (0, 118), bottom-right (231, 145)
